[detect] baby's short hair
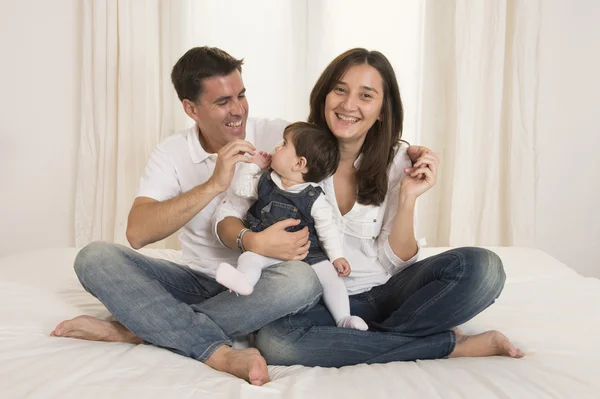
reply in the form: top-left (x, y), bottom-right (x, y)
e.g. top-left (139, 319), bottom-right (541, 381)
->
top-left (284, 122), bottom-right (340, 183)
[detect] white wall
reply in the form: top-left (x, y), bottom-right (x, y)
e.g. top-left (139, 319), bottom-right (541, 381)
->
top-left (0, 0), bottom-right (81, 256)
top-left (535, 0), bottom-right (600, 277)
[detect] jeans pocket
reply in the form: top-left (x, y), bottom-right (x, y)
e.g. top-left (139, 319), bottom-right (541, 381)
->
top-left (261, 201), bottom-right (299, 224)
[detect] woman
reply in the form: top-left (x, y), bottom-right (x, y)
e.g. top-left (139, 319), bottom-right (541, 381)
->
top-left (220, 48), bottom-right (523, 366)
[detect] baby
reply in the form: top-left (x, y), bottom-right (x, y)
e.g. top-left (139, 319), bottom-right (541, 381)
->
top-left (216, 122), bottom-right (368, 330)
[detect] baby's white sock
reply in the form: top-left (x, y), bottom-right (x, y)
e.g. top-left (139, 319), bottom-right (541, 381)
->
top-left (338, 315), bottom-right (369, 331)
top-left (215, 252), bottom-right (280, 295)
top-left (215, 263), bottom-right (254, 295)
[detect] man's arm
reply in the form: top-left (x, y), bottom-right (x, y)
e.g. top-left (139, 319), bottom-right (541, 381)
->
top-left (127, 139), bottom-right (256, 249)
top-left (126, 181), bottom-right (222, 249)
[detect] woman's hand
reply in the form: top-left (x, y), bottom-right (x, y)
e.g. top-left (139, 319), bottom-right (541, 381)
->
top-left (401, 146), bottom-right (440, 198)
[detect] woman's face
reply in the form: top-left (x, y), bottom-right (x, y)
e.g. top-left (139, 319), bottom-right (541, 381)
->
top-left (324, 64), bottom-right (384, 143)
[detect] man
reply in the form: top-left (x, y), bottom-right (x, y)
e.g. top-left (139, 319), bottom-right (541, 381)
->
top-left (51, 47), bottom-right (321, 386)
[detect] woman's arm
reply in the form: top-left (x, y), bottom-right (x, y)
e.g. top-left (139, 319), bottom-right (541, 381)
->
top-left (376, 146), bottom-right (439, 273)
top-left (386, 193), bottom-right (419, 260)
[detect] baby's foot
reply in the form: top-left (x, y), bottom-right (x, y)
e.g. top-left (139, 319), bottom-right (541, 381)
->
top-left (338, 315), bottom-right (369, 331)
top-left (216, 263), bottom-right (254, 295)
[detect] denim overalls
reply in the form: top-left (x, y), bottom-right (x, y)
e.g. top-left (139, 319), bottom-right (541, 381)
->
top-left (246, 172), bottom-right (327, 265)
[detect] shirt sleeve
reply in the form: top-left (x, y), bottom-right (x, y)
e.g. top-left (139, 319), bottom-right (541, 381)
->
top-left (311, 195), bottom-right (345, 262)
top-left (136, 144), bottom-right (181, 201)
top-left (376, 145), bottom-right (421, 275)
top-left (211, 162), bottom-right (260, 248)
top-left (232, 163), bottom-right (262, 200)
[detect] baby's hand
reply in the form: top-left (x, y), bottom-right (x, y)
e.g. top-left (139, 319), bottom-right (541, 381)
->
top-left (249, 151), bottom-right (272, 169)
top-left (332, 258), bottom-right (351, 277)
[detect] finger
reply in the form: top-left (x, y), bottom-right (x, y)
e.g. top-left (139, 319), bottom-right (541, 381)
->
top-left (411, 167), bottom-right (434, 181)
top-left (273, 218), bottom-right (301, 229)
top-left (229, 154), bottom-right (253, 165)
top-left (297, 240), bottom-right (310, 253)
top-left (222, 141), bottom-right (256, 158)
top-left (413, 153), bottom-right (437, 168)
top-left (293, 251), bottom-right (309, 261)
top-left (294, 226), bottom-right (310, 243)
top-left (221, 139), bottom-right (255, 154)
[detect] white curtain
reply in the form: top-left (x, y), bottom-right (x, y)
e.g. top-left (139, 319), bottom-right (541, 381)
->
top-left (416, 0), bottom-right (540, 247)
top-left (75, 0), bottom-right (539, 250)
top-left (75, 0), bottom-right (191, 248)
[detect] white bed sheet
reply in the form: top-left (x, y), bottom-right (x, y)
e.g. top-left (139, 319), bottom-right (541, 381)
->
top-left (0, 247), bottom-right (599, 399)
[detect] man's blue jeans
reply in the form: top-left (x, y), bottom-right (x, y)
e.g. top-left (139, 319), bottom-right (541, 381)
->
top-left (74, 242), bottom-right (322, 362)
top-left (255, 247), bottom-right (506, 366)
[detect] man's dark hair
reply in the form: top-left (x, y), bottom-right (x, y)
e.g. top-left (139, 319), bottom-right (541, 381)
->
top-left (285, 122), bottom-right (340, 183)
top-left (171, 46), bottom-right (244, 102)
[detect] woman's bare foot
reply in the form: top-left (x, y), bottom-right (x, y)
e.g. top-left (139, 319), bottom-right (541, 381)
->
top-left (50, 315), bottom-right (142, 344)
top-left (205, 346), bottom-right (270, 386)
top-left (449, 330), bottom-right (524, 358)
top-left (452, 327), bottom-right (464, 339)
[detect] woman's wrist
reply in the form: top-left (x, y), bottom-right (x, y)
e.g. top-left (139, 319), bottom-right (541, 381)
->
top-left (398, 193), bottom-right (418, 209)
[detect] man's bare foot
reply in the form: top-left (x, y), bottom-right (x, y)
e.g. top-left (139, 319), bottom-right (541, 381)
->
top-left (449, 330), bottom-right (524, 358)
top-left (205, 346), bottom-right (270, 386)
top-left (50, 315), bottom-right (142, 344)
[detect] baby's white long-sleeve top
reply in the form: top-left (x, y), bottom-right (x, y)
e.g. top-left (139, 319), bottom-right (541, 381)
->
top-left (232, 163), bottom-right (345, 262)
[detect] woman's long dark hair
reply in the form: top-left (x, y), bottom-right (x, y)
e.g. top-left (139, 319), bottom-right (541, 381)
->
top-left (308, 48), bottom-right (404, 206)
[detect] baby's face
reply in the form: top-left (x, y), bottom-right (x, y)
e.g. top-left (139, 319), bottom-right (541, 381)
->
top-left (271, 131), bottom-right (301, 179)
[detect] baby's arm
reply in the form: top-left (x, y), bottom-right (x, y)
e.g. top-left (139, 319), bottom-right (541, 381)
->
top-left (231, 152), bottom-right (271, 200)
top-left (311, 195), bottom-right (345, 263)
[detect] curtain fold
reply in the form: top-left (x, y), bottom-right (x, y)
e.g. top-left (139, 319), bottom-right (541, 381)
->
top-left (75, 0), bottom-right (189, 249)
top-left (416, 0), bottom-right (540, 247)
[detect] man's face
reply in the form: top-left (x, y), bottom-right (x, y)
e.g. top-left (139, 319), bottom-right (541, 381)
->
top-left (191, 70), bottom-right (249, 150)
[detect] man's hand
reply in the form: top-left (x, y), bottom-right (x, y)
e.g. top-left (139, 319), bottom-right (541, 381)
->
top-left (209, 139), bottom-right (256, 193)
top-left (332, 258), bottom-right (351, 277)
top-left (249, 151), bottom-right (272, 169)
top-left (246, 219), bottom-right (310, 261)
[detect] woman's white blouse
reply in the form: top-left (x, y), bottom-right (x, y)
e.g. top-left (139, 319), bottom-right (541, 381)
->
top-left (321, 145), bottom-right (420, 295)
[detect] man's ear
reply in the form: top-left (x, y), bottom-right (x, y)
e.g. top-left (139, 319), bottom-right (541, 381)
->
top-left (295, 156), bottom-right (308, 172)
top-left (182, 99), bottom-right (199, 121)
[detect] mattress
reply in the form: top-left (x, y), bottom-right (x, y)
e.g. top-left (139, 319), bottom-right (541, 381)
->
top-left (0, 247), bottom-right (599, 399)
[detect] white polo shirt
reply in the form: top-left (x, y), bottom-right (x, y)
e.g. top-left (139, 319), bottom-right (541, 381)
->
top-left (137, 117), bottom-right (287, 277)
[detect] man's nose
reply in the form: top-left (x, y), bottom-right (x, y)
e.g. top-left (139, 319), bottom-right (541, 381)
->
top-left (230, 99), bottom-right (244, 116)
